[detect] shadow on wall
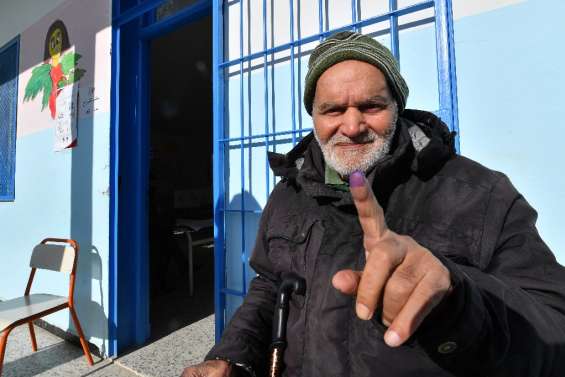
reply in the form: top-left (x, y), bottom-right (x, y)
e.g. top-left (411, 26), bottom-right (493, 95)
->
top-left (224, 190), bottom-right (262, 321)
top-left (66, 10), bottom-right (108, 355)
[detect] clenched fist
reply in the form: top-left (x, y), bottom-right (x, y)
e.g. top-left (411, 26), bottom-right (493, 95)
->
top-left (180, 360), bottom-right (232, 377)
top-left (332, 171), bottom-right (452, 348)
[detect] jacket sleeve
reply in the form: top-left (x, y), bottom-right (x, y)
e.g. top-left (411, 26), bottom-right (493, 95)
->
top-left (205, 195), bottom-right (279, 377)
top-left (416, 174), bottom-right (565, 377)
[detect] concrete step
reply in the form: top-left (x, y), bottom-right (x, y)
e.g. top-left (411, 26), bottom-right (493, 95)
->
top-left (117, 315), bottom-right (215, 377)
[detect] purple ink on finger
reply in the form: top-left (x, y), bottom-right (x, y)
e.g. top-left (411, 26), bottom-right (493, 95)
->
top-left (349, 171), bottom-right (366, 188)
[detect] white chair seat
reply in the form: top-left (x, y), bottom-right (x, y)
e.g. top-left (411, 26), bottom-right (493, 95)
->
top-left (0, 294), bottom-right (68, 332)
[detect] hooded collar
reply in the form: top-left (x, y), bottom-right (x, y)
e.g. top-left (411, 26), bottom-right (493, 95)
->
top-left (267, 109), bottom-right (456, 207)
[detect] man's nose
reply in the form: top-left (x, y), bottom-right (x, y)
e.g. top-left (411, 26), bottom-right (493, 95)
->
top-left (341, 107), bottom-right (367, 138)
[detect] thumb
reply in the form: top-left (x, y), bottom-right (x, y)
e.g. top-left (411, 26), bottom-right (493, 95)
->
top-left (332, 269), bottom-right (362, 295)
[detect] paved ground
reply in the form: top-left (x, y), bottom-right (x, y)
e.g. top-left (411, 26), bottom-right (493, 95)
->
top-left (1, 326), bottom-right (136, 377)
top-left (118, 315), bottom-right (214, 377)
top-left (1, 315), bottom-right (215, 376)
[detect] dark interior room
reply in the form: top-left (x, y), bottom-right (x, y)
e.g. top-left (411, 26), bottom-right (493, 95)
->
top-left (148, 14), bottom-right (214, 341)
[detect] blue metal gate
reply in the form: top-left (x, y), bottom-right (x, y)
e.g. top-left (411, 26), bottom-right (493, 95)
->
top-left (212, 0), bottom-right (459, 340)
top-left (0, 37), bottom-right (19, 202)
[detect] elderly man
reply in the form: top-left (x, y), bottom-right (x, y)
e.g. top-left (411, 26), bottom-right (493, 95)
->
top-left (182, 31), bottom-right (565, 376)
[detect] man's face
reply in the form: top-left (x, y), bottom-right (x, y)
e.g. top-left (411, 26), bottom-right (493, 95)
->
top-left (312, 60), bottom-right (398, 176)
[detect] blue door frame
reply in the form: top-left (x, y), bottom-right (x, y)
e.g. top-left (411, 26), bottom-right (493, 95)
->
top-left (109, 0), bottom-right (458, 357)
top-left (109, 0), bottom-right (212, 356)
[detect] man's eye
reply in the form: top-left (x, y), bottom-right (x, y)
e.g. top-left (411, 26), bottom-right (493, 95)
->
top-left (324, 108), bottom-right (344, 115)
top-left (360, 104), bottom-right (385, 113)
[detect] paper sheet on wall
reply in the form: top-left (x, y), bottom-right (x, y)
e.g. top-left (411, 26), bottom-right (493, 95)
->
top-left (53, 85), bottom-right (78, 151)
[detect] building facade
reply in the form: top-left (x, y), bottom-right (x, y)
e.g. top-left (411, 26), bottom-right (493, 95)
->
top-left (0, 0), bottom-right (563, 358)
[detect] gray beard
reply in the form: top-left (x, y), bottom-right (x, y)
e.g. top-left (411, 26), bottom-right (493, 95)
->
top-left (314, 114), bottom-right (398, 177)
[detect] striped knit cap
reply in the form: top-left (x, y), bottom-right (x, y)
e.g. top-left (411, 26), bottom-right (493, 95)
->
top-left (304, 31), bottom-right (409, 115)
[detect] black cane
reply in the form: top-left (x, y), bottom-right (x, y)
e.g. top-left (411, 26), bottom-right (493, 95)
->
top-left (269, 272), bottom-right (306, 377)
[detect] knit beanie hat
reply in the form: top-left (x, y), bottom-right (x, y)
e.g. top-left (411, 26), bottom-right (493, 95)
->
top-left (303, 31), bottom-right (409, 115)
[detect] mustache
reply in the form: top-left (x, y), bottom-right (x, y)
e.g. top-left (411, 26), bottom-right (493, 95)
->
top-left (325, 130), bottom-right (379, 146)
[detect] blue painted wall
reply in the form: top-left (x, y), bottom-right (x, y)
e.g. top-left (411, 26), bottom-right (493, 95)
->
top-left (0, 112), bottom-right (111, 354)
top-left (0, 0), bottom-right (112, 355)
top-left (453, 0), bottom-right (565, 262)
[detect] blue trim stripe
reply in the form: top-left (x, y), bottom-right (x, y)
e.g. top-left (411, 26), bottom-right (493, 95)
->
top-left (109, 19), bottom-right (120, 357)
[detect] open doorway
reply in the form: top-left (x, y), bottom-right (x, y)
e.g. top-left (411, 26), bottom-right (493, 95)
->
top-left (148, 15), bottom-right (214, 341)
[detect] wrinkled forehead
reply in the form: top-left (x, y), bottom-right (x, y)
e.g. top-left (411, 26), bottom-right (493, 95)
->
top-left (314, 60), bottom-right (392, 102)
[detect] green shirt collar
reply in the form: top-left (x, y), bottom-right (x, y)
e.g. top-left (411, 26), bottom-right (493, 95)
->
top-left (325, 165), bottom-right (349, 191)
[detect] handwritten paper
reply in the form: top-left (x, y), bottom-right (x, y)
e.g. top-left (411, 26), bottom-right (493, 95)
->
top-left (54, 85), bottom-right (78, 151)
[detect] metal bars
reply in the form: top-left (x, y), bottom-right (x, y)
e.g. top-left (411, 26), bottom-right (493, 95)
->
top-left (289, 0), bottom-right (297, 146)
top-left (238, 0), bottom-right (247, 300)
top-left (389, 0), bottom-right (400, 60)
top-left (263, 0), bottom-right (270, 199)
top-left (215, 0), bottom-right (459, 338)
top-left (219, 1), bottom-right (434, 69)
top-left (434, 0), bottom-right (459, 151)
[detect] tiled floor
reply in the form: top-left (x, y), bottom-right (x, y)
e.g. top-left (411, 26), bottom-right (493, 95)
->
top-left (1, 315), bottom-right (215, 377)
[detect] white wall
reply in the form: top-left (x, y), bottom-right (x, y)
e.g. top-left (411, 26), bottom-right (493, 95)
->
top-left (0, 0), bottom-right (68, 47)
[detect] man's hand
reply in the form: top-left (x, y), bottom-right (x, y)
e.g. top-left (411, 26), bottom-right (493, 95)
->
top-left (180, 360), bottom-right (232, 377)
top-left (332, 171), bottom-right (452, 348)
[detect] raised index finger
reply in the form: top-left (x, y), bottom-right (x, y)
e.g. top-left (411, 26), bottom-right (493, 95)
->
top-left (349, 170), bottom-right (388, 241)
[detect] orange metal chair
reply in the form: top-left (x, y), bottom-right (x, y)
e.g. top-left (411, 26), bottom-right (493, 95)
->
top-left (0, 238), bottom-right (93, 375)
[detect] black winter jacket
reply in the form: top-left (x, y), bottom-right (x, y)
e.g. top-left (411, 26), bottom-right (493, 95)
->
top-left (207, 110), bottom-right (565, 377)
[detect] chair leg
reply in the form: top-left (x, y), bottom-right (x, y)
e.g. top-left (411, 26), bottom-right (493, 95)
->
top-left (28, 322), bottom-right (37, 352)
top-left (0, 328), bottom-right (12, 377)
top-left (69, 308), bottom-right (94, 366)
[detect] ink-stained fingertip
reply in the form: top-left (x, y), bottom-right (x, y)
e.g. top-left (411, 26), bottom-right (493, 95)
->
top-left (349, 170), bottom-right (366, 188)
